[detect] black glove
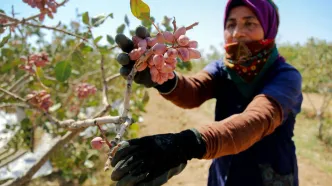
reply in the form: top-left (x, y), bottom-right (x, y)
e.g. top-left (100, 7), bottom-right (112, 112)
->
top-left (110, 128), bottom-right (206, 186)
top-left (115, 26), bottom-right (157, 88)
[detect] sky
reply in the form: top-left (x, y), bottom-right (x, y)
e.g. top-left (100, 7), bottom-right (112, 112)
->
top-left (1, 0), bottom-right (332, 55)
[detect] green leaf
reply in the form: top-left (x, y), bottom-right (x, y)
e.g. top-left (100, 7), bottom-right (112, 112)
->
top-left (91, 13), bottom-right (113, 27)
top-left (80, 44), bottom-right (93, 53)
top-left (142, 90), bottom-right (149, 105)
top-left (124, 14), bottom-right (130, 26)
top-left (130, 0), bottom-right (151, 21)
top-left (1, 48), bottom-right (13, 57)
top-left (84, 160), bottom-right (94, 168)
top-left (0, 33), bottom-right (11, 48)
top-left (94, 36), bottom-right (103, 44)
top-left (116, 24), bottom-right (126, 34)
top-left (82, 12), bottom-right (90, 25)
top-left (106, 35), bottom-right (115, 45)
top-left (0, 9), bottom-right (5, 13)
top-left (55, 61), bottom-right (72, 82)
top-left (49, 103), bottom-right (62, 112)
top-left (79, 173), bottom-right (88, 184)
top-left (72, 50), bottom-right (85, 64)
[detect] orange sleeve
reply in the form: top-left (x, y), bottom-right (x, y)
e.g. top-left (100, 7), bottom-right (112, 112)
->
top-left (197, 94), bottom-right (283, 159)
top-left (157, 70), bottom-right (215, 109)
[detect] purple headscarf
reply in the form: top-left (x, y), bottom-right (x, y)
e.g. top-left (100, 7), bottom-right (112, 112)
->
top-left (224, 0), bottom-right (280, 39)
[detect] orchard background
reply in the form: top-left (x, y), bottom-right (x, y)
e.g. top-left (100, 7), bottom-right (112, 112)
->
top-left (0, 0), bottom-right (331, 186)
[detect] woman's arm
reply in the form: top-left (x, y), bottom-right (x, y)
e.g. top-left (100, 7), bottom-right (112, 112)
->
top-left (155, 70), bottom-right (216, 109)
top-left (197, 66), bottom-right (303, 159)
top-left (198, 94), bottom-right (283, 158)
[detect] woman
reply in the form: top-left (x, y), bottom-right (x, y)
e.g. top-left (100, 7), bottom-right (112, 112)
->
top-left (110, 0), bottom-right (303, 185)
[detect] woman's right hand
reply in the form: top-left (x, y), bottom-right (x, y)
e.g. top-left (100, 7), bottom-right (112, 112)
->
top-left (115, 26), bottom-right (158, 88)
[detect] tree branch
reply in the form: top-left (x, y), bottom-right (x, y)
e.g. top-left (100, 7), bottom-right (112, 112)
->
top-left (0, 87), bottom-right (60, 125)
top-left (0, 103), bottom-right (29, 109)
top-left (0, 12), bottom-right (86, 41)
top-left (186, 22), bottom-right (199, 31)
top-left (305, 92), bottom-right (317, 113)
top-left (0, 0), bottom-right (68, 26)
top-left (59, 115), bottom-right (121, 130)
top-left (106, 73), bottom-right (121, 83)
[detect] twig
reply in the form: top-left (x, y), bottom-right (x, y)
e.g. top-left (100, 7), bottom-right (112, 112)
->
top-left (0, 12), bottom-right (86, 41)
top-left (0, 73), bottom-right (29, 100)
top-left (35, 70), bottom-right (50, 90)
top-left (0, 87), bottom-right (60, 125)
top-left (0, 87), bottom-right (25, 102)
top-left (150, 17), bottom-right (161, 33)
top-left (1, 0), bottom-right (68, 26)
top-left (120, 49), bottom-right (153, 119)
top-left (0, 103), bottom-right (29, 109)
top-left (106, 73), bottom-right (121, 83)
top-left (100, 54), bottom-right (109, 106)
top-left (172, 17), bottom-right (177, 33)
top-left (186, 22), bottom-right (199, 31)
top-left (1, 98), bottom-right (113, 186)
top-left (59, 116), bottom-right (121, 130)
top-left (1, 131), bottom-right (75, 186)
top-left (94, 121), bottom-right (113, 148)
top-left (88, 27), bottom-right (110, 108)
top-left (74, 70), bottom-right (100, 83)
top-left (305, 93), bottom-right (317, 113)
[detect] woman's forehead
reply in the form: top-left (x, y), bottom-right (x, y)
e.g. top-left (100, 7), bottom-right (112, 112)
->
top-left (227, 6), bottom-right (258, 20)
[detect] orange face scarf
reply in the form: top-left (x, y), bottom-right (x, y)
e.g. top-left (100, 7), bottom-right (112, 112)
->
top-left (224, 39), bottom-right (276, 83)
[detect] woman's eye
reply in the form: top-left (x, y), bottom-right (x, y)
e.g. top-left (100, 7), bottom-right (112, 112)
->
top-left (227, 23), bottom-right (236, 29)
top-left (245, 22), bottom-right (255, 27)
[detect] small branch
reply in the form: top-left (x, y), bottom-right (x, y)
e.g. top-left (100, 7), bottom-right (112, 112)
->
top-left (59, 116), bottom-right (121, 130)
top-left (100, 54), bottom-right (109, 106)
top-left (0, 87), bottom-right (25, 102)
top-left (320, 94), bottom-right (331, 112)
top-left (0, 103), bottom-right (29, 109)
top-left (1, 131), bottom-right (78, 186)
top-left (172, 17), bottom-right (177, 33)
top-left (0, 73), bottom-right (29, 99)
top-left (94, 121), bottom-right (112, 148)
top-left (0, 87), bottom-right (60, 125)
top-left (106, 73), bottom-right (121, 83)
top-left (88, 27), bottom-right (110, 108)
top-left (150, 18), bottom-right (161, 33)
top-left (186, 22), bottom-right (199, 31)
top-left (1, 98), bottom-right (113, 186)
top-left (305, 93), bottom-right (317, 113)
top-left (1, 0), bottom-right (68, 26)
top-left (35, 71), bottom-right (50, 90)
top-left (0, 12), bottom-right (86, 41)
top-left (120, 49), bottom-right (153, 119)
top-left (74, 70), bottom-right (100, 83)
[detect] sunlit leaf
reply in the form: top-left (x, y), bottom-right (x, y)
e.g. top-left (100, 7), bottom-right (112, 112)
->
top-left (55, 61), bottom-right (72, 82)
top-left (107, 35), bottom-right (115, 45)
top-left (116, 24), bottom-right (126, 34)
top-left (82, 12), bottom-right (90, 25)
top-left (124, 14), bottom-right (130, 26)
top-left (0, 33), bottom-right (11, 47)
top-left (72, 50), bottom-right (85, 64)
top-left (1, 48), bottom-right (13, 57)
top-left (49, 103), bottom-right (62, 112)
top-left (130, 0), bottom-right (150, 21)
top-left (94, 36), bottom-right (103, 44)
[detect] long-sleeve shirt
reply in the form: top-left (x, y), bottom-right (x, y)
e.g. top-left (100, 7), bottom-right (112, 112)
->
top-left (155, 58), bottom-right (303, 186)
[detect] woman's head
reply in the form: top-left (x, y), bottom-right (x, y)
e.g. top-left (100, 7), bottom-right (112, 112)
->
top-left (223, 0), bottom-right (279, 44)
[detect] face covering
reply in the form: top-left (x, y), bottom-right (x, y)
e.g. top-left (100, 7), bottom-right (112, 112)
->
top-left (223, 39), bottom-right (276, 83)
